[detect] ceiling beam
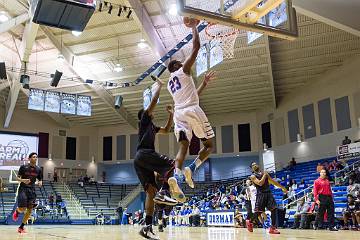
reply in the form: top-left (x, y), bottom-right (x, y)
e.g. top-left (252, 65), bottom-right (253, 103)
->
top-left (4, 20), bottom-right (39, 128)
top-left (124, 0), bottom-right (167, 56)
top-left (0, 12), bottom-right (29, 34)
top-left (41, 27), bottom-right (138, 129)
top-left (264, 36), bottom-right (277, 108)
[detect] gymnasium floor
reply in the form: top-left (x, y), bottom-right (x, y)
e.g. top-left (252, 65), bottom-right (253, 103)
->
top-left (0, 225), bottom-right (358, 240)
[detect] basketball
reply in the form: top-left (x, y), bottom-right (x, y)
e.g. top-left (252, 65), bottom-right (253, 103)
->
top-left (183, 17), bottom-right (200, 28)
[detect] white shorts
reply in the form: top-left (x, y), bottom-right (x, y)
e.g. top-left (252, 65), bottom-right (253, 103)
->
top-left (174, 105), bottom-right (215, 142)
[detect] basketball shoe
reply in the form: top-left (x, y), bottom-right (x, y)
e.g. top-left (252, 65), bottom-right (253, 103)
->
top-left (139, 225), bottom-right (160, 240)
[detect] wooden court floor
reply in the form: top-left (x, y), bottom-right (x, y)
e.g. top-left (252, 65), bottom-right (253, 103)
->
top-left (0, 225), bottom-right (358, 240)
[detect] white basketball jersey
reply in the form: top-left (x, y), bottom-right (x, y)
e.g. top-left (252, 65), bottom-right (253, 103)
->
top-left (168, 68), bottom-right (199, 110)
top-left (249, 185), bottom-right (257, 202)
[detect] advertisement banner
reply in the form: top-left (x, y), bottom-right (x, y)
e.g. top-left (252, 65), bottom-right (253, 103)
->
top-left (206, 211), bottom-right (235, 227)
top-left (0, 132), bottom-right (38, 169)
top-left (337, 142), bottom-right (360, 159)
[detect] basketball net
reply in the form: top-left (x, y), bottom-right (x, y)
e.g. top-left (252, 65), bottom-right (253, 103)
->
top-left (205, 23), bottom-right (240, 59)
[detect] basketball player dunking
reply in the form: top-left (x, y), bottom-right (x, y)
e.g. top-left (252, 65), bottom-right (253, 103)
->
top-left (12, 152), bottom-right (42, 234)
top-left (167, 20), bottom-right (216, 197)
top-left (249, 162), bottom-right (287, 234)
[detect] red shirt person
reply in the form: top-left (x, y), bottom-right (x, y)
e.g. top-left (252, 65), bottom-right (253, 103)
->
top-left (313, 169), bottom-right (337, 231)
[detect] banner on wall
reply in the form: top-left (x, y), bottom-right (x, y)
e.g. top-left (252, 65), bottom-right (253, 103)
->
top-left (337, 142), bottom-right (360, 159)
top-left (206, 211), bottom-right (235, 227)
top-left (0, 132), bottom-right (39, 169)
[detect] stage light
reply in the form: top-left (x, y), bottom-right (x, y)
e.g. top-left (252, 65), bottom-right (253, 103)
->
top-left (117, 6), bottom-right (123, 16)
top-left (108, 4), bottom-right (113, 14)
top-left (137, 39), bottom-right (148, 49)
top-left (114, 63), bottom-right (123, 72)
top-left (72, 30), bottom-right (82, 37)
top-left (169, 4), bottom-right (178, 16)
top-left (127, 10), bottom-right (132, 18)
top-left (0, 11), bottom-right (9, 23)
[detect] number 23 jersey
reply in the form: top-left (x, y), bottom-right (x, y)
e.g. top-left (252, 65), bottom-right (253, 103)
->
top-left (168, 68), bottom-right (199, 110)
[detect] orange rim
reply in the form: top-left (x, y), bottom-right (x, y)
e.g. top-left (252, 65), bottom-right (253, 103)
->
top-left (205, 23), bottom-right (239, 39)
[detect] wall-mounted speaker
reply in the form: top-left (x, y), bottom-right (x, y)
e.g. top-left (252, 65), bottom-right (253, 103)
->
top-left (50, 70), bottom-right (63, 87)
top-left (20, 75), bottom-right (30, 89)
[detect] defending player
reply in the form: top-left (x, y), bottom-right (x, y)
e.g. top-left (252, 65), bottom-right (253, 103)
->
top-left (12, 152), bottom-right (42, 234)
top-left (167, 19), bottom-right (216, 195)
top-left (249, 162), bottom-right (287, 234)
top-left (135, 77), bottom-right (181, 240)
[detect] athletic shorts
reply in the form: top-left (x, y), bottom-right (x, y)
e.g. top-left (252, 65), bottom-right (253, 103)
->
top-left (17, 187), bottom-right (37, 208)
top-left (174, 105), bottom-right (215, 142)
top-left (134, 149), bottom-right (175, 191)
top-left (254, 192), bottom-right (277, 212)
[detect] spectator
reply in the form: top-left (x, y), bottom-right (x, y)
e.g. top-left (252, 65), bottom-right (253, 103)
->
top-left (291, 179), bottom-right (298, 190)
top-left (56, 194), bottom-right (62, 204)
top-left (313, 169), bottom-right (337, 231)
top-left (347, 178), bottom-right (360, 198)
top-left (53, 171), bottom-right (58, 182)
top-left (116, 205), bottom-right (123, 225)
top-left (49, 193), bottom-right (54, 208)
top-left (84, 175), bottom-right (90, 183)
top-left (234, 208), bottom-right (244, 228)
top-left (342, 194), bottom-right (360, 230)
top-left (299, 179), bottom-right (307, 189)
top-left (342, 136), bottom-right (351, 145)
top-left (190, 205), bottom-right (200, 227)
top-left (89, 176), bottom-right (97, 184)
top-left (96, 210), bottom-right (105, 225)
top-left (316, 163), bottom-right (324, 173)
top-left (291, 197), bottom-right (310, 229)
top-left (289, 157), bottom-right (297, 170)
top-left (121, 208), bottom-right (129, 225)
top-left (78, 176), bottom-right (84, 188)
top-left (301, 198), bottom-right (319, 229)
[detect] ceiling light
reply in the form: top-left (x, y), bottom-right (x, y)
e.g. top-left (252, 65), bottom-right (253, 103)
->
top-left (0, 11), bottom-right (9, 23)
top-left (72, 31), bottom-right (82, 37)
top-left (138, 39), bottom-right (148, 49)
top-left (297, 133), bottom-right (302, 143)
top-left (169, 4), bottom-right (178, 16)
top-left (114, 63), bottom-right (123, 72)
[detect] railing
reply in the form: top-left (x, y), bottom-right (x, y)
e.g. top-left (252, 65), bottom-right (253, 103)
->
top-left (281, 184), bottom-right (314, 209)
top-left (334, 158), bottom-right (360, 184)
top-left (119, 184), bottom-right (143, 208)
top-left (61, 181), bottom-right (88, 219)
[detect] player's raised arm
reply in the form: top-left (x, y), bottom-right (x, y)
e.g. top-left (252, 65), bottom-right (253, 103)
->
top-left (183, 26), bottom-right (200, 75)
top-left (145, 77), bottom-right (163, 115)
top-left (268, 175), bottom-right (288, 193)
top-left (158, 105), bottom-right (174, 134)
top-left (197, 71), bottom-right (216, 96)
top-left (250, 172), bottom-right (268, 186)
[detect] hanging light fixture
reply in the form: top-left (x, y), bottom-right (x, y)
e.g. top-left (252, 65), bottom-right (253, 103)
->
top-left (114, 39), bottom-right (123, 72)
top-left (138, 39), bottom-right (148, 49)
top-left (0, 11), bottom-right (9, 22)
top-left (168, 4), bottom-right (178, 16)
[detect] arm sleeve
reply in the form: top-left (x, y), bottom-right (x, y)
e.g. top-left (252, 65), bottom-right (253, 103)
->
top-left (37, 167), bottom-right (43, 181)
top-left (18, 165), bottom-right (25, 178)
top-left (313, 180), bottom-right (319, 201)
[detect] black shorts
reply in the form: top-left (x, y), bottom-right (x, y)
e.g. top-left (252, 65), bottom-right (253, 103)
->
top-left (17, 187), bottom-right (37, 208)
top-left (134, 149), bottom-right (175, 191)
top-left (254, 191), bottom-right (277, 212)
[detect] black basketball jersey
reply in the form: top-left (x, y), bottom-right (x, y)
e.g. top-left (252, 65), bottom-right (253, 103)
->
top-left (254, 172), bottom-right (271, 193)
top-left (18, 164), bottom-right (42, 189)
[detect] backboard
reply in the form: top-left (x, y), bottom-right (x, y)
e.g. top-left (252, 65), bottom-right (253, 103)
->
top-left (178, 0), bottom-right (298, 40)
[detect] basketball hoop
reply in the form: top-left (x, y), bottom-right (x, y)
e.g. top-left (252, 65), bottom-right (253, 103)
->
top-left (205, 23), bottom-right (240, 59)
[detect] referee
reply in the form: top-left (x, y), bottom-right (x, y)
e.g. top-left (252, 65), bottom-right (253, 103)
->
top-left (313, 169), bottom-right (337, 231)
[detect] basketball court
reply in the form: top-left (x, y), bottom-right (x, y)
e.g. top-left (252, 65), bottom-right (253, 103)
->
top-left (0, 225), bottom-right (358, 240)
top-left (1, 0), bottom-right (360, 240)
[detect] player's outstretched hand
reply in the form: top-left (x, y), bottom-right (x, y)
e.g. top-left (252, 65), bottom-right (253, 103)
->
top-left (204, 71), bottom-right (216, 85)
top-left (166, 105), bottom-right (174, 114)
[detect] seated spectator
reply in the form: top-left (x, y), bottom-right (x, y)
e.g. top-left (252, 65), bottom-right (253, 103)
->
top-left (328, 160), bottom-right (338, 171)
top-left (56, 194), bottom-right (62, 204)
top-left (347, 179), bottom-right (360, 198)
top-left (291, 197), bottom-right (311, 229)
top-left (291, 179), bottom-right (298, 190)
top-left (190, 205), bottom-right (200, 227)
top-left (96, 210), bottom-right (105, 225)
top-left (316, 163), bottom-right (324, 173)
top-left (84, 175), bottom-right (90, 183)
top-left (89, 176), bottom-right (97, 184)
top-left (342, 136), bottom-right (351, 145)
top-left (234, 208), bottom-right (244, 228)
top-left (301, 199), bottom-right (319, 229)
top-left (342, 195), bottom-right (360, 230)
top-left (298, 179), bottom-right (307, 189)
top-left (78, 176), bottom-right (84, 188)
top-left (49, 193), bottom-right (54, 208)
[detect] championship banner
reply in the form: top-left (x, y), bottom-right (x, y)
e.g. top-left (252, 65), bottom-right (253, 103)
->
top-left (206, 211), bottom-right (235, 227)
top-left (337, 142), bottom-right (360, 159)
